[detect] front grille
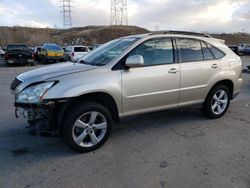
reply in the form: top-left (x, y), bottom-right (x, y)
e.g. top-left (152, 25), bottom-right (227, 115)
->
top-left (10, 77), bottom-right (22, 91)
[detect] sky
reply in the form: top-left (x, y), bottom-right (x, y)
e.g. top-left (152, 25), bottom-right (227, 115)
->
top-left (0, 0), bottom-right (250, 33)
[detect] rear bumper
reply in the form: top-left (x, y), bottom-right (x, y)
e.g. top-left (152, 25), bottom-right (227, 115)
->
top-left (45, 56), bottom-right (65, 61)
top-left (6, 59), bottom-right (34, 64)
top-left (233, 77), bottom-right (243, 99)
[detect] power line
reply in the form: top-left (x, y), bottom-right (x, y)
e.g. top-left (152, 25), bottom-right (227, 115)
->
top-left (110, 0), bottom-right (128, 25)
top-left (60, 0), bottom-right (73, 28)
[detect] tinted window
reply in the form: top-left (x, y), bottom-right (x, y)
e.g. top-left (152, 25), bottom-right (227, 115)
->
top-left (176, 38), bottom-right (203, 62)
top-left (201, 42), bottom-right (214, 60)
top-left (74, 47), bottom-right (88, 52)
top-left (7, 45), bottom-right (29, 51)
top-left (208, 45), bottom-right (225, 59)
top-left (45, 45), bottom-right (62, 51)
top-left (129, 38), bottom-right (173, 66)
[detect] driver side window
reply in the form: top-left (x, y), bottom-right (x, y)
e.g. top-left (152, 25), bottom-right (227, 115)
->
top-left (129, 38), bottom-right (174, 66)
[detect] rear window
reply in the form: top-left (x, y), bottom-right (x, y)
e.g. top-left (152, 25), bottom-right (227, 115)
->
top-left (176, 38), bottom-right (203, 62)
top-left (74, 47), bottom-right (88, 52)
top-left (7, 45), bottom-right (29, 51)
top-left (45, 45), bottom-right (62, 51)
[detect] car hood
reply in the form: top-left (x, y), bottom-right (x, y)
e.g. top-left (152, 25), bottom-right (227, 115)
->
top-left (18, 62), bottom-right (97, 82)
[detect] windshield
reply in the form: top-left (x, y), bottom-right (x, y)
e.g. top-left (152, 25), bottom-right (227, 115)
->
top-left (78, 37), bottom-right (140, 66)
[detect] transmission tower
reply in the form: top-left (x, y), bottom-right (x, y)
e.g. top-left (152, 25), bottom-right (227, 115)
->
top-left (60, 0), bottom-right (73, 28)
top-left (110, 0), bottom-right (128, 25)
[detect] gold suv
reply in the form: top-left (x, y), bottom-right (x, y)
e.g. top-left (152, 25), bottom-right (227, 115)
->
top-left (11, 31), bottom-right (243, 153)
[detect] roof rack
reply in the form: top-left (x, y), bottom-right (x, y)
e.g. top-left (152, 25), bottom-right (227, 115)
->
top-left (150, 30), bottom-right (212, 38)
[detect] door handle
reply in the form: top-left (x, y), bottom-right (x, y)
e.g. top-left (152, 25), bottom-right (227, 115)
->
top-left (168, 68), bottom-right (179, 74)
top-left (211, 64), bottom-right (219, 68)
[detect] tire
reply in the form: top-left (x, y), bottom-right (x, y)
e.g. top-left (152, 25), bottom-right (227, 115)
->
top-left (202, 85), bottom-right (230, 119)
top-left (62, 102), bottom-right (112, 153)
top-left (39, 55), bottom-right (45, 64)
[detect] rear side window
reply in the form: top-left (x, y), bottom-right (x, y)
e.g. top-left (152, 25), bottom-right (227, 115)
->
top-left (208, 44), bottom-right (225, 59)
top-left (74, 47), bottom-right (88, 52)
top-left (176, 38), bottom-right (203, 62)
top-left (129, 38), bottom-right (174, 66)
top-left (201, 42), bottom-right (214, 60)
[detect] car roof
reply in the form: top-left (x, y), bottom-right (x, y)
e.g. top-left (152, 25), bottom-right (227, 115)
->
top-left (122, 30), bottom-right (213, 40)
top-left (68, 45), bottom-right (88, 47)
top-left (121, 31), bottom-right (225, 46)
top-left (43, 43), bottom-right (59, 46)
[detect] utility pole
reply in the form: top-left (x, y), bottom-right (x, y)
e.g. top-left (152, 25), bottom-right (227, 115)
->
top-left (155, 25), bottom-right (159, 31)
top-left (110, 0), bottom-right (128, 25)
top-left (60, 0), bottom-right (73, 28)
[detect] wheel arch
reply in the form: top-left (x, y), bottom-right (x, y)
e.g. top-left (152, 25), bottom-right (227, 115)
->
top-left (208, 79), bottom-right (234, 100)
top-left (62, 92), bottom-right (120, 123)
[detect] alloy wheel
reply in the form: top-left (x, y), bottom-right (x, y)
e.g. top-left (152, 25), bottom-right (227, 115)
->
top-left (72, 111), bottom-right (107, 147)
top-left (211, 89), bottom-right (229, 115)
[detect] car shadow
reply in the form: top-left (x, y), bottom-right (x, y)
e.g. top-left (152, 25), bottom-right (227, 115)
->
top-left (0, 108), bottom-right (210, 160)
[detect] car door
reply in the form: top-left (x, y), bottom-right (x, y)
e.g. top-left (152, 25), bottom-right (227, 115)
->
top-left (121, 37), bottom-right (180, 116)
top-left (176, 38), bottom-right (224, 106)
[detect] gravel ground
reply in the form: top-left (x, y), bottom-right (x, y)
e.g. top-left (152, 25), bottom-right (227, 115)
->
top-left (0, 57), bottom-right (249, 188)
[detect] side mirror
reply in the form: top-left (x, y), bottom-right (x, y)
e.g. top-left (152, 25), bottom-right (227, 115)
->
top-left (125, 55), bottom-right (144, 68)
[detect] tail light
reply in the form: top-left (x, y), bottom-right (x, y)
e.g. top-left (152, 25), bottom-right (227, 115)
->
top-left (5, 53), bottom-right (9, 60)
top-left (32, 53), bottom-right (35, 59)
top-left (72, 52), bottom-right (74, 57)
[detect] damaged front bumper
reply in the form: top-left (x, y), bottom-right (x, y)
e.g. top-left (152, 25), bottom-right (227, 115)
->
top-left (14, 99), bottom-right (68, 131)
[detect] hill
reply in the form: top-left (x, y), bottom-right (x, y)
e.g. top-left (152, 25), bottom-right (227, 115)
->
top-left (212, 33), bottom-right (250, 45)
top-left (1, 25), bottom-right (250, 47)
top-left (0, 25), bottom-right (149, 47)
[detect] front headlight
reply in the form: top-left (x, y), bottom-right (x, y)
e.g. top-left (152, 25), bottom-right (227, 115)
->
top-left (16, 82), bottom-right (56, 104)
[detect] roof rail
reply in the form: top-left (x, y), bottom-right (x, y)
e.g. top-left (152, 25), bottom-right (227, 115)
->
top-left (150, 30), bottom-right (212, 38)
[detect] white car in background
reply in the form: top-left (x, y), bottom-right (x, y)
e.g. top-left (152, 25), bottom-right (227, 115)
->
top-left (237, 43), bottom-right (250, 55)
top-left (66, 45), bottom-right (90, 61)
top-left (0, 48), bottom-right (5, 58)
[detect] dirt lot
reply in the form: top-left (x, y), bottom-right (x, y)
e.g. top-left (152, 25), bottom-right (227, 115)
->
top-left (0, 57), bottom-right (249, 188)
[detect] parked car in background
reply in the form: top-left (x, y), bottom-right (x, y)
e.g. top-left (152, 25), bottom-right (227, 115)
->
top-left (66, 45), bottom-right (90, 61)
top-left (62, 47), bottom-right (70, 60)
top-left (93, 44), bottom-right (103, 50)
top-left (39, 43), bottom-right (65, 63)
top-left (33, 46), bottom-right (42, 61)
top-left (87, 46), bottom-right (94, 51)
top-left (11, 31), bottom-right (243, 153)
top-left (5, 44), bottom-right (34, 66)
top-left (228, 45), bottom-right (238, 55)
top-left (0, 48), bottom-right (5, 58)
top-left (237, 43), bottom-right (250, 55)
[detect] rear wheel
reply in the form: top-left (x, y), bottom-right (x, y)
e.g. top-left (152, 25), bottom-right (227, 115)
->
top-left (62, 102), bottom-right (112, 153)
top-left (202, 85), bottom-right (230, 119)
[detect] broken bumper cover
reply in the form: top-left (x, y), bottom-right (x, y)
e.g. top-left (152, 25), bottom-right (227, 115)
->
top-left (15, 102), bottom-right (45, 120)
top-left (14, 99), bottom-right (68, 130)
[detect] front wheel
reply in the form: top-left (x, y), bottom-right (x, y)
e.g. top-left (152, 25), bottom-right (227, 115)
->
top-left (62, 102), bottom-right (112, 153)
top-left (202, 85), bottom-right (230, 119)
